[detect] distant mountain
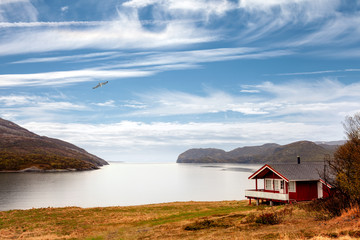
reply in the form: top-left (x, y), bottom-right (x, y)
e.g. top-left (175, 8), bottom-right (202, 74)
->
top-left (177, 141), bottom-right (343, 164)
top-left (0, 118), bottom-right (108, 171)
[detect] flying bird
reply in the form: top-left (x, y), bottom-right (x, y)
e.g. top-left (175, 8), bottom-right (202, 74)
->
top-left (93, 81), bottom-right (108, 89)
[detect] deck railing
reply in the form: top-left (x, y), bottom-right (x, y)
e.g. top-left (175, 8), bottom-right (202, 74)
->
top-left (245, 189), bottom-right (289, 201)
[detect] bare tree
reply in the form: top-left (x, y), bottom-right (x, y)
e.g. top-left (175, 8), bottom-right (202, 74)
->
top-left (343, 113), bottom-right (360, 141)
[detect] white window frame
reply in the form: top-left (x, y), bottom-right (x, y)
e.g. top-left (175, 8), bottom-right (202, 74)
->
top-left (289, 181), bottom-right (296, 192)
top-left (265, 179), bottom-right (273, 190)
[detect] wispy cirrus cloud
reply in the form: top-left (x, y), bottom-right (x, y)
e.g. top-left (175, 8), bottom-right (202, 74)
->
top-left (110, 47), bottom-right (292, 69)
top-left (0, 21), bottom-right (107, 28)
top-left (0, 94), bottom-right (120, 124)
top-left (268, 69), bottom-right (360, 76)
top-left (291, 13), bottom-right (360, 47)
top-left (10, 51), bottom-right (122, 64)
top-left (0, 95), bottom-right (86, 109)
top-left (1, 78), bottom-right (357, 161)
top-left (0, 94), bottom-right (88, 122)
top-left (0, 0), bottom-right (357, 77)
top-left (93, 100), bottom-right (116, 107)
top-left (0, 0), bottom-right (357, 58)
top-left (0, 68), bottom-right (153, 87)
top-left (130, 79), bottom-right (360, 124)
top-left (123, 0), bottom-right (237, 21)
top-left (0, 0), bottom-right (38, 22)
top-left (0, 47), bottom-right (291, 87)
top-left (3, 78), bottom-right (359, 123)
top-left (0, 10), bottom-right (216, 56)
top-left (133, 89), bottom-right (268, 116)
top-left (249, 79), bottom-right (360, 103)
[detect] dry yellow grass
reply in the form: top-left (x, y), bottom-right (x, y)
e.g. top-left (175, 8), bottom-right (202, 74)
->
top-left (0, 201), bottom-right (359, 240)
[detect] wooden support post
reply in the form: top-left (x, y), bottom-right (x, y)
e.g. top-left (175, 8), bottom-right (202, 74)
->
top-left (256, 199), bottom-right (259, 206)
top-left (249, 198), bottom-right (251, 205)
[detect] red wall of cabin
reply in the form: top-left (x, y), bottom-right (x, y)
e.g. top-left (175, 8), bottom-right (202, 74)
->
top-left (295, 181), bottom-right (318, 201)
top-left (289, 191), bottom-right (297, 200)
top-left (262, 171), bottom-right (281, 179)
top-left (323, 185), bottom-right (332, 198)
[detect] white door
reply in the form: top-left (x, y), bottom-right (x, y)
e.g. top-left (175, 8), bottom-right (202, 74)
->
top-left (317, 182), bottom-right (323, 199)
top-left (280, 180), bottom-right (285, 194)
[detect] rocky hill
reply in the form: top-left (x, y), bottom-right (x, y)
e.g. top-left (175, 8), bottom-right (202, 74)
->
top-left (0, 118), bottom-right (108, 171)
top-left (177, 141), bottom-right (342, 164)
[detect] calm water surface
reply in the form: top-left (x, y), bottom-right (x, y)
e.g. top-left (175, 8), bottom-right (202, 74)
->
top-left (0, 162), bottom-right (260, 211)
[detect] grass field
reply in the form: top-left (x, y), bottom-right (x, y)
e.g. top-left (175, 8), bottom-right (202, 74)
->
top-left (0, 200), bottom-right (359, 239)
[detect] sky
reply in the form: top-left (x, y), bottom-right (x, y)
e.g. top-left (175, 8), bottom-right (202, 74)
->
top-left (0, 0), bottom-right (360, 162)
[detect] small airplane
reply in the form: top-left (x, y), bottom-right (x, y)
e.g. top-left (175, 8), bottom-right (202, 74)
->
top-left (93, 81), bottom-right (108, 89)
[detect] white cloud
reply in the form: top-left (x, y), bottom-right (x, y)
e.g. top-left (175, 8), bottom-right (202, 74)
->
top-left (20, 120), bottom-right (344, 161)
top-left (0, 68), bottom-right (153, 87)
top-left (251, 79), bottom-right (360, 103)
top-left (127, 79), bottom-right (360, 125)
top-left (2, 78), bottom-right (357, 161)
top-left (292, 14), bottom-right (360, 47)
top-left (133, 90), bottom-right (267, 116)
top-left (61, 6), bottom-right (69, 12)
top-left (93, 100), bottom-right (116, 107)
top-left (10, 51), bottom-right (121, 64)
top-left (0, 0), bottom-right (356, 60)
top-left (0, 21), bottom-right (107, 28)
top-left (240, 89), bottom-right (260, 93)
top-left (0, 47), bottom-right (292, 88)
top-left (0, 0), bottom-right (38, 22)
top-left (21, 121), bottom-right (335, 148)
top-left (123, 0), bottom-right (236, 18)
top-left (2, 79), bottom-right (359, 126)
top-left (346, 69), bottom-right (360, 72)
top-left (0, 94), bottom-right (86, 110)
top-left (238, 0), bottom-right (339, 21)
top-left (111, 47), bottom-right (291, 69)
top-left (0, 11), bottom-right (216, 56)
top-left (121, 100), bottom-right (147, 109)
top-left (0, 0), bottom-right (30, 5)
top-left (0, 94), bottom-right (90, 122)
top-left (273, 70), bottom-right (343, 76)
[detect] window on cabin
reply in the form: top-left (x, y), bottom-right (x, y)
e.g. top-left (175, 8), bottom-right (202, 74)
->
top-left (274, 180), bottom-right (280, 191)
top-left (280, 180), bottom-right (284, 190)
top-left (289, 181), bottom-right (296, 192)
top-left (265, 179), bottom-right (273, 190)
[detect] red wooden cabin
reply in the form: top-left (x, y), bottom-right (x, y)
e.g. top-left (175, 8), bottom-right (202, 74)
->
top-left (245, 160), bottom-right (333, 205)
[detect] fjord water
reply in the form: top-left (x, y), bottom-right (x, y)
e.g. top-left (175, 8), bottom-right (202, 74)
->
top-left (0, 162), bottom-right (259, 211)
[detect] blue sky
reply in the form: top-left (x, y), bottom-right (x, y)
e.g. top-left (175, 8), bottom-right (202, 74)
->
top-left (1, 0), bottom-right (360, 162)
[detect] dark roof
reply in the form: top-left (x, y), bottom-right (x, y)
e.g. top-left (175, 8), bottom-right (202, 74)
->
top-left (268, 163), bottom-right (327, 181)
top-left (249, 163), bottom-right (334, 182)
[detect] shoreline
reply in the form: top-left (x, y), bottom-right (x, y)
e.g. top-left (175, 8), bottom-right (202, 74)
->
top-left (0, 166), bottom-right (100, 173)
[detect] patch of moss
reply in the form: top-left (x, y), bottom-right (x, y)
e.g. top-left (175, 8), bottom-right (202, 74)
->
top-left (184, 219), bottom-right (231, 231)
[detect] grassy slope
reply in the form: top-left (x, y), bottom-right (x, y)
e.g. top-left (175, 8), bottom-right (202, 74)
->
top-left (0, 201), bottom-right (359, 240)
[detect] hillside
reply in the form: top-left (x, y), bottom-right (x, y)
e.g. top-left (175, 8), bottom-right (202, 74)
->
top-left (177, 141), bottom-right (342, 164)
top-left (0, 118), bottom-right (108, 171)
